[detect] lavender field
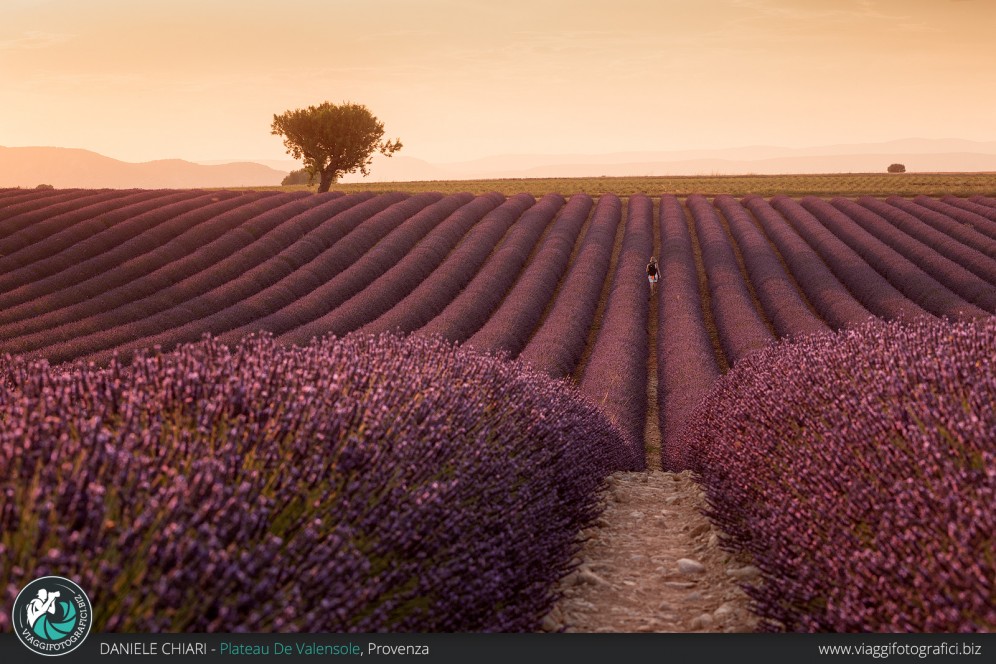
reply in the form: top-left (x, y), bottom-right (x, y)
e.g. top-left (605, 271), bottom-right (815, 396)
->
top-left (0, 186), bottom-right (994, 632)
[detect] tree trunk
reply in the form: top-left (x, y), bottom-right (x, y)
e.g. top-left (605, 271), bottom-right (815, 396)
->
top-left (317, 170), bottom-right (336, 193)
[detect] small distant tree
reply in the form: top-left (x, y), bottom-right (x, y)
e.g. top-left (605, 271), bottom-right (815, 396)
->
top-left (271, 101), bottom-right (402, 193)
top-left (887, 163), bottom-right (906, 173)
top-left (35, 183), bottom-right (54, 189)
top-left (281, 168), bottom-right (315, 186)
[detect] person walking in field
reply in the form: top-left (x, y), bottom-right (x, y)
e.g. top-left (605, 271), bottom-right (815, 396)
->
top-left (646, 256), bottom-right (659, 296)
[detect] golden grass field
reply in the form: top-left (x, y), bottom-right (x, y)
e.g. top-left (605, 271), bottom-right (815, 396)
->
top-left (270, 172), bottom-right (996, 198)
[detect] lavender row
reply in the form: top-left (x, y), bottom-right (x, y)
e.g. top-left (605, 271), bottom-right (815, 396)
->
top-left (0, 192), bottom-right (294, 335)
top-left (0, 188), bottom-right (101, 226)
top-left (83, 193), bottom-right (446, 365)
top-left (0, 333), bottom-right (627, 631)
top-left (830, 198), bottom-right (996, 312)
top-left (1, 190), bottom-right (341, 353)
top-left (578, 195), bottom-right (654, 470)
top-left (915, 196), bottom-right (996, 241)
top-left (214, 193), bottom-right (476, 345)
top-left (713, 196), bottom-right (829, 339)
top-left (855, 197), bottom-right (996, 288)
top-left (942, 195), bottom-right (996, 224)
top-left (518, 195), bottom-right (622, 378)
top-left (416, 194), bottom-right (565, 343)
top-left (657, 195), bottom-right (721, 471)
top-left (0, 189), bottom-right (179, 263)
top-left (681, 317), bottom-right (996, 632)
top-left (801, 197), bottom-right (987, 320)
top-left (0, 190), bottom-right (239, 305)
top-left (770, 196), bottom-right (927, 322)
top-left (466, 195), bottom-right (593, 357)
top-left (741, 196), bottom-right (872, 330)
top-left (0, 188), bottom-right (127, 232)
top-left (280, 194), bottom-right (505, 345)
top-left (970, 195), bottom-right (996, 208)
top-left (885, 196), bottom-right (996, 261)
top-left (20, 193), bottom-right (405, 364)
top-left (687, 195), bottom-right (774, 365)
top-left (357, 194), bottom-right (536, 338)
top-left (0, 187), bottom-right (50, 207)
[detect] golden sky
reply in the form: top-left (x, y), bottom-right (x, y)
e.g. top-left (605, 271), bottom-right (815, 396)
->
top-left (2, 0), bottom-right (994, 164)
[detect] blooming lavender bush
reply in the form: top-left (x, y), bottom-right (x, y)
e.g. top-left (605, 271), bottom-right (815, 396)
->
top-left (681, 316), bottom-right (995, 632)
top-left (0, 333), bottom-right (626, 632)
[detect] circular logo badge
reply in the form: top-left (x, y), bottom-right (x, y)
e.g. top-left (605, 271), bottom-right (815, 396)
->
top-left (12, 576), bottom-right (92, 657)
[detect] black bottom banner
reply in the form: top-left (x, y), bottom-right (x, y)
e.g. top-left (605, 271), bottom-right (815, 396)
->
top-left (0, 632), bottom-right (991, 664)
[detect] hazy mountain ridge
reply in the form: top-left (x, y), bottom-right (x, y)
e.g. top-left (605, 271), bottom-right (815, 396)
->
top-left (3, 140), bottom-right (996, 189)
top-left (0, 147), bottom-right (287, 188)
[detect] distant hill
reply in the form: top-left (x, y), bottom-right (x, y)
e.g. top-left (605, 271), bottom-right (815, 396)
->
top-left (0, 147), bottom-right (287, 188)
top-left (6, 140), bottom-right (996, 189)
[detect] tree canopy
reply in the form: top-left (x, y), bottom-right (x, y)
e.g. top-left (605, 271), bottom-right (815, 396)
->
top-left (271, 101), bottom-right (402, 192)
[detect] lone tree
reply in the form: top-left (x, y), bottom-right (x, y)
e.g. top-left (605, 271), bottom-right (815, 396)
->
top-left (888, 163), bottom-right (906, 173)
top-left (271, 101), bottom-right (402, 192)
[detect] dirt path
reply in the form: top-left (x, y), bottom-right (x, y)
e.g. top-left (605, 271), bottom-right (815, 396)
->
top-left (543, 203), bottom-right (758, 633)
top-left (544, 471), bottom-right (760, 633)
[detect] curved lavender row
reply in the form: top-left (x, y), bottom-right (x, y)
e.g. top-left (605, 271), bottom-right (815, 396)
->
top-left (0, 188), bottom-right (92, 226)
top-left (0, 188), bottom-right (122, 230)
top-left (578, 195), bottom-right (653, 471)
top-left (281, 193), bottom-right (505, 345)
top-left (0, 192), bottom-right (272, 316)
top-left (942, 195), bottom-right (996, 222)
top-left (0, 189), bottom-right (176, 261)
top-left (0, 190), bottom-right (204, 282)
top-left (802, 197), bottom-right (988, 320)
top-left (831, 198), bottom-right (996, 312)
top-left (0, 187), bottom-right (34, 200)
top-left (885, 196), bottom-right (996, 260)
top-left (215, 193), bottom-right (475, 345)
top-left (713, 196), bottom-right (829, 339)
top-left (0, 192), bottom-right (291, 336)
top-left (770, 196), bottom-right (927, 322)
top-left (358, 194), bottom-right (536, 338)
top-left (687, 194), bottom-right (774, 364)
top-left (518, 195), bottom-right (622, 378)
top-left (912, 195), bottom-right (996, 241)
top-left (682, 317), bottom-right (996, 632)
top-left (0, 187), bottom-right (44, 205)
top-left (658, 195), bottom-right (721, 471)
top-left (416, 194), bottom-right (566, 343)
top-left (466, 195), bottom-right (593, 357)
top-left (969, 195), bottom-right (996, 208)
top-left (0, 333), bottom-right (627, 631)
top-left (0, 190), bottom-right (236, 303)
top-left (86, 193), bottom-right (447, 365)
top-left (1, 193), bottom-right (344, 352)
top-left (22, 194), bottom-right (401, 364)
top-left (856, 196), bottom-right (996, 287)
top-left (741, 196), bottom-right (871, 330)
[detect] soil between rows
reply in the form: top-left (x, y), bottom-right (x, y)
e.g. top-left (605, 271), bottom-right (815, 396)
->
top-left (545, 471), bottom-right (760, 633)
